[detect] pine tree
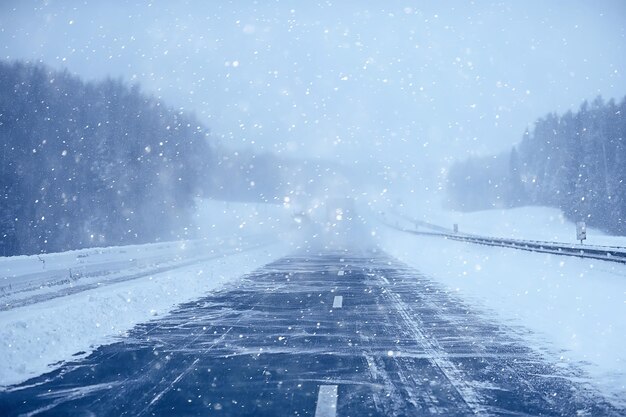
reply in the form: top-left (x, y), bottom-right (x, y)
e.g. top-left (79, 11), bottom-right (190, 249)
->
top-left (447, 94), bottom-right (626, 235)
top-left (0, 61), bottom-right (217, 255)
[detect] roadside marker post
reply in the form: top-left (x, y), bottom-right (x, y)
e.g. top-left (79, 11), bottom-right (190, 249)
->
top-left (576, 222), bottom-right (586, 245)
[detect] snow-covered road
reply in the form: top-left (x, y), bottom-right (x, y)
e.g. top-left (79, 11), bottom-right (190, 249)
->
top-left (1, 251), bottom-right (621, 416)
top-left (0, 236), bottom-right (292, 388)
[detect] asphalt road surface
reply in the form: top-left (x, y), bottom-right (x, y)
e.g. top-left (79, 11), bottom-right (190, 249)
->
top-left (1, 251), bottom-right (623, 416)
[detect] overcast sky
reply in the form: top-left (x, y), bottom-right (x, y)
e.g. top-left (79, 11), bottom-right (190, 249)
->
top-left (1, 0), bottom-right (626, 190)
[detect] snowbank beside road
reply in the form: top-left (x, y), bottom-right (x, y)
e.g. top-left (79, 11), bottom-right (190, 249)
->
top-left (0, 236), bottom-right (272, 309)
top-left (378, 209), bottom-right (626, 406)
top-left (0, 242), bottom-right (290, 388)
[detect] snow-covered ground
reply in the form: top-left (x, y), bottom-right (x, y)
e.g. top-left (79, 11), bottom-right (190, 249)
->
top-left (0, 200), bottom-right (297, 388)
top-left (376, 205), bottom-right (626, 406)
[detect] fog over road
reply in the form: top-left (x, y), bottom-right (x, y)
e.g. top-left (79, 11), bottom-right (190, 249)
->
top-left (0, 251), bottom-right (620, 416)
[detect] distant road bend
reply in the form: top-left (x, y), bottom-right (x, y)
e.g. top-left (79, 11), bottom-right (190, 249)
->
top-left (0, 250), bottom-right (621, 416)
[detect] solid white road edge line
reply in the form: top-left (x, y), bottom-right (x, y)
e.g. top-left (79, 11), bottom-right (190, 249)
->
top-left (332, 295), bottom-right (343, 309)
top-left (315, 384), bottom-right (338, 417)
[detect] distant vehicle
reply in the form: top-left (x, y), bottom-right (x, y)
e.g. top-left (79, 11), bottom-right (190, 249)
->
top-left (324, 197), bottom-right (356, 225)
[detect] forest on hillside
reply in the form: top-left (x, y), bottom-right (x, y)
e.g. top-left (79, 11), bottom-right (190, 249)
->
top-left (0, 61), bottom-right (219, 255)
top-left (447, 96), bottom-right (626, 235)
top-left (0, 61), bottom-right (295, 256)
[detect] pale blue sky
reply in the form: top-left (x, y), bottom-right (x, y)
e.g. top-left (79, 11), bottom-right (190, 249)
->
top-left (1, 0), bottom-right (625, 187)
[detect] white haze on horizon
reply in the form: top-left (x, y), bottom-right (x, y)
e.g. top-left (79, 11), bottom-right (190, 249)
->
top-left (1, 0), bottom-right (625, 199)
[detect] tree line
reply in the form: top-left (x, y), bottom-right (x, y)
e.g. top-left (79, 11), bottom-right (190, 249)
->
top-left (0, 60), bottom-right (219, 256)
top-left (447, 95), bottom-right (626, 235)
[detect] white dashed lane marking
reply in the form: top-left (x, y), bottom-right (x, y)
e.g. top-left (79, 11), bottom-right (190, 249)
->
top-left (332, 295), bottom-right (343, 309)
top-left (314, 385), bottom-right (338, 417)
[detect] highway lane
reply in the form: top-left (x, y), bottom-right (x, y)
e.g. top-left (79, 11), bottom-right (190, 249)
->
top-left (0, 251), bottom-right (622, 416)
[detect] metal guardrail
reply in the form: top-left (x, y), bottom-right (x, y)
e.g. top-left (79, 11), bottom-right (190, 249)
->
top-left (403, 229), bottom-right (626, 264)
top-left (390, 210), bottom-right (452, 234)
top-left (379, 210), bottom-right (626, 264)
